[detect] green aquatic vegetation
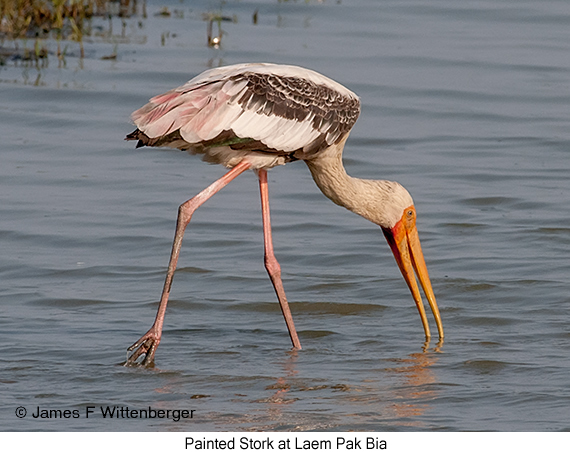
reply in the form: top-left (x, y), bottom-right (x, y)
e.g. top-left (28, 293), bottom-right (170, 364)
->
top-left (0, 0), bottom-right (137, 41)
top-left (0, 0), bottom-right (138, 64)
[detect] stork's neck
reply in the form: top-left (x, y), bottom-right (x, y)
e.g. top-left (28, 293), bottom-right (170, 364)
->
top-left (304, 137), bottom-right (412, 228)
top-left (305, 138), bottom-right (371, 219)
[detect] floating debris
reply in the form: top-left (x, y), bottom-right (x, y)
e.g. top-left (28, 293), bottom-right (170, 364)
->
top-left (154, 6), bottom-right (171, 17)
top-left (100, 44), bottom-right (118, 60)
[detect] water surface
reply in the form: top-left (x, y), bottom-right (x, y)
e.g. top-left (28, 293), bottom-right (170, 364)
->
top-left (1, 0), bottom-right (570, 431)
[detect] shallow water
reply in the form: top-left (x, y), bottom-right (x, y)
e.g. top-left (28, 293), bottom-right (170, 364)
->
top-left (1, 0), bottom-right (570, 431)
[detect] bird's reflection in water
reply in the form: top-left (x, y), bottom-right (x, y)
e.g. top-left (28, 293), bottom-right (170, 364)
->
top-left (262, 349), bottom-right (300, 405)
top-left (385, 339), bottom-right (443, 425)
top-left (249, 339), bottom-right (444, 430)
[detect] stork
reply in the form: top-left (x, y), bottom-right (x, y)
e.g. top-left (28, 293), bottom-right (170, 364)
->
top-left (125, 63), bottom-right (443, 365)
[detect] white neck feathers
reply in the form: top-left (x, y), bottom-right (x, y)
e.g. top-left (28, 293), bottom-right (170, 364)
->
top-left (304, 138), bottom-right (413, 229)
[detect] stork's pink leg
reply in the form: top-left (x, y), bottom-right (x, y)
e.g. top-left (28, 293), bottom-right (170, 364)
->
top-left (126, 161), bottom-right (252, 366)
top-left (258, 169), bottom-right (302, 349)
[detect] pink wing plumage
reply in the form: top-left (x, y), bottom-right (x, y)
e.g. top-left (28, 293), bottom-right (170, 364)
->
top-left (127, 63), bottom-right (361, 160)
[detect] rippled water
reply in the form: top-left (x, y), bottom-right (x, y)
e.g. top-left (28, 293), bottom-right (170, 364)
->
top-left (2, 0), bottom-right (570, 432)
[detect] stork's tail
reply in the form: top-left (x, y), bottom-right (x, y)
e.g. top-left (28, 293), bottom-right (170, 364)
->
top-left (125, 129), bottom-right (150, 148)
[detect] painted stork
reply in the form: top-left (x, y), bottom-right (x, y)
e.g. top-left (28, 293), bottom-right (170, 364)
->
top-left (125, 63), bottom-right (443, 365)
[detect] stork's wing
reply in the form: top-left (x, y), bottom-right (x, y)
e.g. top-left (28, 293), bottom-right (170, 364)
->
top-left (130, 63), bottom-right (361, 157)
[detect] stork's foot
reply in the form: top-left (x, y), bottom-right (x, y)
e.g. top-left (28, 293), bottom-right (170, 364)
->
top-left (125, 327), bottom-right (161, 367)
